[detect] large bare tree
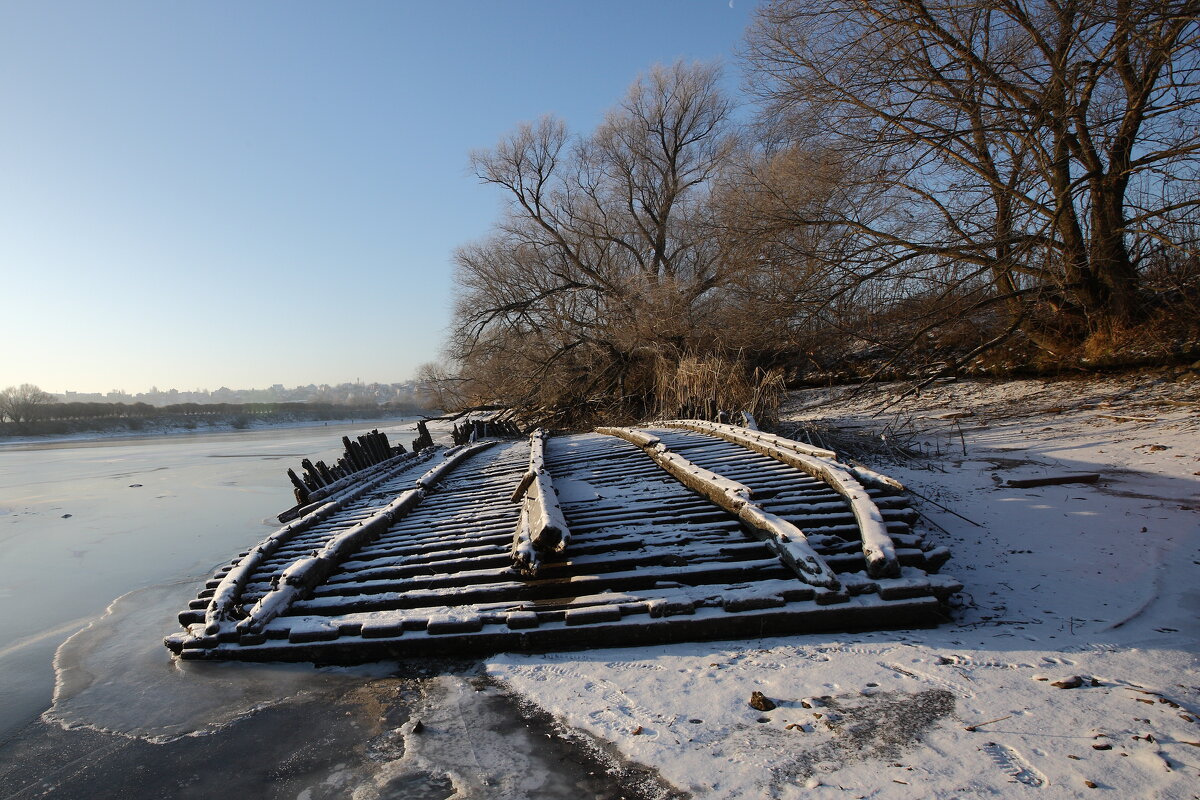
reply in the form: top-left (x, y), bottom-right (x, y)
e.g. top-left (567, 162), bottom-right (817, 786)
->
top-left (450, 61), bottom-right (742, 414)
top-left (745, 0), bottom-right (1200, 344)
top-left (0, 384), bottom-right (57, 428)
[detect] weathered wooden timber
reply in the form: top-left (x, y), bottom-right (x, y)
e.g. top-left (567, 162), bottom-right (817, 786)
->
top-left (165, 422), bottom-right (961, 663)
top-left (279, 429), bottom-right (406, 521)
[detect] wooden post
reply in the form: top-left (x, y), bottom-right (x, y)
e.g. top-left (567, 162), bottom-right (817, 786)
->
top-left (301, 459), bottom-right (326, 487)
top-left (340, 437), bottom-right (361, 470)
top-left (286, 469), bottom-right (309, 503)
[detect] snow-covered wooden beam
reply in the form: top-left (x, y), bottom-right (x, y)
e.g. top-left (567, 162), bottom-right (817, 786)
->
top-left (656, 421), bottom-right (901, 579)
top-left (203, 448), bottom-right (435, 636)
top-left (283, 449), bottom-right (420, 521)
top-left (658, 419), bottom-right (905, 492)
top-left (234, 440), bottom-right (497, 635)
top-left (511, 429), bottom-right (570, 576)
top-left (596, 426), bottom-right (841, 590)
top-left (659, 419), bottom-right (836, 458)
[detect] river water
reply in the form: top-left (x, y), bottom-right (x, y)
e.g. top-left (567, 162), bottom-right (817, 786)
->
top-left (0, 423), bottom-right (667, 799)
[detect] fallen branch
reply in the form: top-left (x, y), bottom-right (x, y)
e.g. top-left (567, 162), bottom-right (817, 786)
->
top-left (964, 714), bottom-right (1012, 732)
top-left (907, 487), bottom-right (984, 528)
top-left (1006, 473), bottom-right (1100, 488)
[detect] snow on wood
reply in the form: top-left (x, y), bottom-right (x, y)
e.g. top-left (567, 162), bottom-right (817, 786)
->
top-left (658, 419), bottom-right (837, 458)
top-left (661, 418), bottom-right (905, 491)
top-left (237, 488), bottom-right (423, 634)
top-left (597, 426), bottom-right (842, 590)
top-left (510, 429), bottom-right (571, 576)
top-left (203, 449), bottom-right (433, 635)
top-left (656, 421), bottom-right (901, 579)
top-left (168, 424), bottom-right (959, 669)
top-left (214, 441), bottom-right (495, 636)
top-left (841, 462), bottom-right (906, 492)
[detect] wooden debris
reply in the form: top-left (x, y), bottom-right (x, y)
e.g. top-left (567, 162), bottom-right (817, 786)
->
top-left (596, 426), bottom-right (843, 590)
top-left (647, 423), bottom-right (901, 579)
top-left (964, 714), bottom-right (1012, 731)
top-left (166, 424), bottom-right (960, 663)
top-left (511, 429), bottom-right (570, 576)
top-left (279, 429), bottom-right (408, 519)
top-left (1007, 474), bottom-right (1100, 488)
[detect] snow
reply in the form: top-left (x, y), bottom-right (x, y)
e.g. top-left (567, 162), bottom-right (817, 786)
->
top-left (7, 375), bottom-right (1197, 797)
top-left (487, 375), bottom-right (1200, 799)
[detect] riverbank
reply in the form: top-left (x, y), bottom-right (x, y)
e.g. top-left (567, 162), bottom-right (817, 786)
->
top-left (2, 375), bottom-right (1196, 798)
top-left (487, 374), bottom-right (1199, 798)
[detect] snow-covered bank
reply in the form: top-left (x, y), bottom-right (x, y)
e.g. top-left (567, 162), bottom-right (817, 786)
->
top-left (487, 374), bottom-right (1199, 798)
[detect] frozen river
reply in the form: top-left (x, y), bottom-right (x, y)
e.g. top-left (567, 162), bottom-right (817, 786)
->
top-left (0, 422), bottom-right (662, 799)
top-left (0, 420), bottom-right (416, 739)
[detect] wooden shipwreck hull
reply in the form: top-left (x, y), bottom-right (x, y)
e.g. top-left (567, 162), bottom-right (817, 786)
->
top-left (165, 423), bottom-right (961, 663)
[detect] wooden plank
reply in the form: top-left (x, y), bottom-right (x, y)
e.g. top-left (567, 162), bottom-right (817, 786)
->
top-left (596, 426), bottom-right (842, 590)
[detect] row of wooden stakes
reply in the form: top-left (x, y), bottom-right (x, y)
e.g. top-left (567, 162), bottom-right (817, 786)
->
top-left (286, 422), bottom-right (436, 505)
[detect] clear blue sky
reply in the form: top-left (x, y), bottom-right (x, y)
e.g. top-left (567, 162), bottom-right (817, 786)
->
top-left (0, 1), bottom-right (757, 395)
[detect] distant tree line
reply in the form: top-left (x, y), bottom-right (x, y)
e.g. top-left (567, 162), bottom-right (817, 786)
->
top-left (59, 380), bottom-right (423, 408)
top-left (430, 0), bottom-right (1200, 425)
top-left (0, 383), bottom-right (426, 436)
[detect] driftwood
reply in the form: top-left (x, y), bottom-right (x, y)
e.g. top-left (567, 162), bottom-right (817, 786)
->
top-left (1007, 473), bottom-right (1101, 488)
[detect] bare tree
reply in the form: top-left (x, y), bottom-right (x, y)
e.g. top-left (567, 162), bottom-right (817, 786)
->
top-left (451, 61), bottom-right (742, 415)
top-left (745, 0), bottom-right (1200, 345)
top-left (0, 384), bottom-right (57, 428)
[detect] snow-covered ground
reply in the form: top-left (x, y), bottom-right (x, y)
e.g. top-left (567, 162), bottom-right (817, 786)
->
top-left (487, 374), bottom-right (1200, 798)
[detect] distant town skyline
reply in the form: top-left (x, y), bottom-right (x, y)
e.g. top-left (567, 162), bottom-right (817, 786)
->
top-left (54, 379), bottom-right (420, 406)
top-left (0, 1), bottom-right (753, 395)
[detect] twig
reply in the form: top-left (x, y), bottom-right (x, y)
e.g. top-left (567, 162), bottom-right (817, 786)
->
top-left (908, 488), bottom-right (985, 527)
top-left (964, 715), bottom-right (1012, 732)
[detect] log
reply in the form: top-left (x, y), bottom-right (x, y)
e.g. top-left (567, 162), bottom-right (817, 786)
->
top-left (510, 429), bottom-right (571, 575)
top-left (596, 426), bottom-right (841, 589)
top-left (656, 421), bottom-right (901, 577)
top-left (1007, 473), bottom-right (1100, 488)
top-left (350, 439), bottom-right (369, 468)
top-left (286, 468), bottom-right (308, 496)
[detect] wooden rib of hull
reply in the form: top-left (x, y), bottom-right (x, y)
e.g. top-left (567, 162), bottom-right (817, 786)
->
top-left (166, 426), bottom-right (960, 663)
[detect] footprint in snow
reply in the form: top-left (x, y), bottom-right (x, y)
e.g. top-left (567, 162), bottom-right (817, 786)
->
top-left (982, 741), bottom-right (1047, 788)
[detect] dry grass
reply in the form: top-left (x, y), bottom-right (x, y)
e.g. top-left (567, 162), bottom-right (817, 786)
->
top-left (652, 353), bottom-right (786, 424)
